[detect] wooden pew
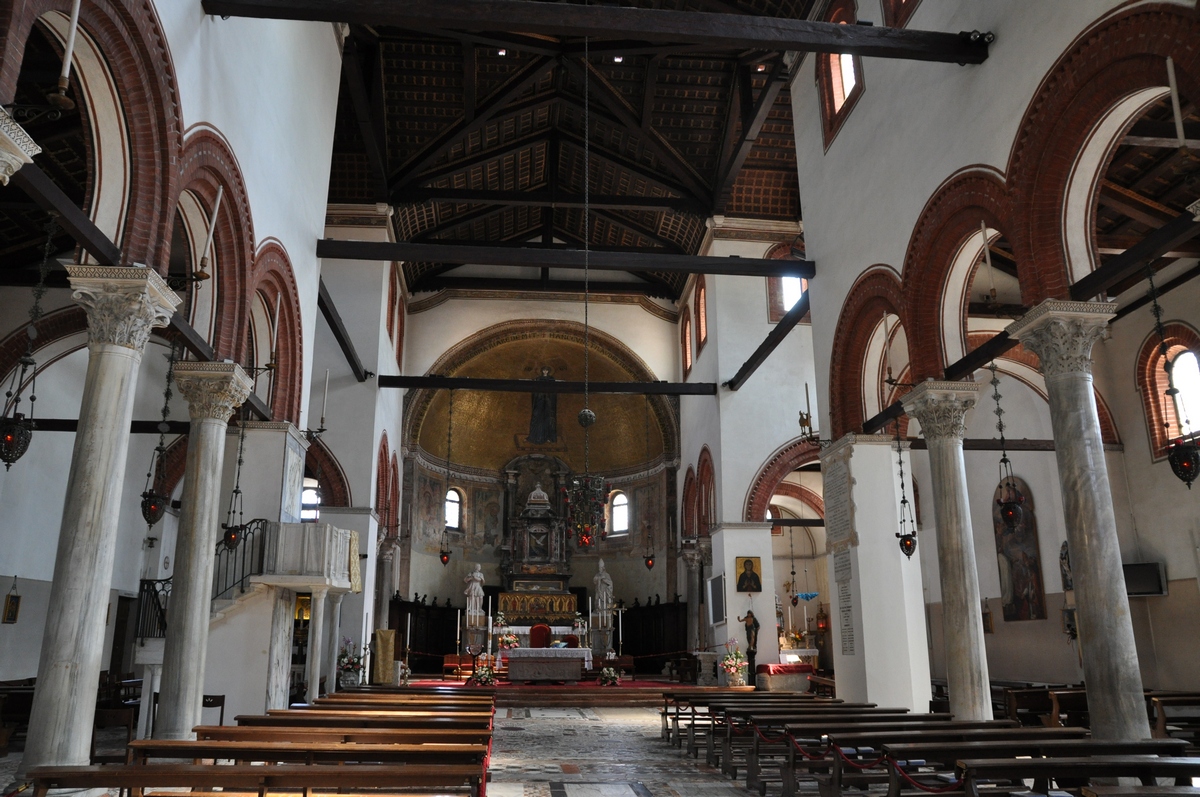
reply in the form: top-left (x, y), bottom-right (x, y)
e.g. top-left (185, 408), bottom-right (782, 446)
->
top-left (28, 763), bottom-right (484, 797)
top-left (1152, 696), bottom-right (1200, 743)
top-left (809, 675), bottom-right (836, 698)
top-left (955, 756), bottom-right (1200, 797)
top-left (659, 687), bottom-right (756, 740)
top-left (680, 696), bottom-right (851, 754)
top-left (126, 738), bottom-right (488, 767)
top-left (194, 725), bottom-right (493, 745)
top-left (875, 738), bottom-right (1190, 797)
top-left (665, 691), bottom-right (835, 749)
top-left (239, 710), bottom-right (493, 730)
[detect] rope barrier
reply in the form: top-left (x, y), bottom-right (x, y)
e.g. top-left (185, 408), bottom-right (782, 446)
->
top-left (788, 734), bottom-right (831, 761)
top-left (834, 744), bottom-right (886, 770)
top-left (888, 758), bottom-right (964, 793)
top-left (753, 724), bottom-right (789, 744)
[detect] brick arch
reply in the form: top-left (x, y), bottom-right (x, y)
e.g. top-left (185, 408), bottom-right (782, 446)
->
top-left (744, 437), bottom-right (823, 522)
top-left (772, 482), bottom-right (824, 517)
top-left (176, 128), bottom-right (255, 361)
top-left (1136, 322), bottom-right (1200, 458)
top-left (0, 0), bottom-right (183, 267)
top-left (0, 306), bottom-right (87, 385)
top-left (828, 267), bottom-right (905, 439)
top-left (375, 433), bottom-right (392, 532)
top-left (899, 167), bottom-right (1012, 381)
top-left (696, 446), bottom-right (715, 536)
top-left (252, 240), bottom-right (302, 424)
top-left (681, 466), bottom-right (697, 538)
top-left (1004, 3), bottom-right (1200, 303)
top-left (388, 453), bottom-right (401, 540)
top-left (154, 433), bottom-right (189, 501)
top-left (306, 438), bottom-right (351, 507)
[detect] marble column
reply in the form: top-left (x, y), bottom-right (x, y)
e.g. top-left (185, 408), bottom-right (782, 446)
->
top-left (327, 592), bottom-right (345, 691)
top-left (1008, 299), bottom-right (1148, 740)
top-left (155, 362), bottom-right (252, 739)
top-left (307, 586), bottom-right (330, 702)
top-left (682, 546), bottom-right (704, 652)
top-left (14, 267), bottom-right (178, 778)
top-left (902, 382), bottom-right (992, 721)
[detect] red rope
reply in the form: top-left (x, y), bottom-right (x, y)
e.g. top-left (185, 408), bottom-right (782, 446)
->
top-left (753, 724), bottom-right (788, 744)
top-left (788, 734), bottom-right (831, 760)
top-left (888, 758), bottom-right (964, 793)
top-left (834, 745), bottom-right (886, 770)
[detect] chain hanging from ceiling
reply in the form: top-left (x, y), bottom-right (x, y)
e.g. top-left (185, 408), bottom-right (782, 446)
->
top-left (894, 417), bottom-right (918, 558)
top-left (0, 220), bottom-right (56, 470)
top-left (565, 32), bottom-right (607, 549)
top-left (643, 394), bottom-right (655, 569)
top-left (988, 363), bottom-right (1026, 524)
top-left (140, 344), bottom-right (180, 531)
top-left (221, 406), bottom-right (249, 550)
top-left (441, 387), bottom-right (454, 565)
top-left (1146, 265), bottom-right (1198, 488)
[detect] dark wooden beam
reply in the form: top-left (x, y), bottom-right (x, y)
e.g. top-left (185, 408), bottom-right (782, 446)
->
top-left (463, 41), bottom-right (476, 121)
top-left (388, 55), bottom-right (555, 194)
top-left (714, 57), bottom-right (786, 210)
top-left (861, 400), bottom-right (904, 435)
top-left (317, 277), bottom-right (371, 382)
top-left (378, 374), bottom-right (717, 395)
top-left (1122, 119), bottom-right (1200, 148)
top-left (590, 207), bottom-right (684, 252)
top-left (908, 438), bottom-right (1059, 451)
top-left (202, 0), bottom-right (991, 63)
top-left (411, 203), bottom-right (509, 241)
top-left (556, 127), bottom-right (697, 200)
top-left (342, 37), bottom-right (389, 200)
top-left (1095, 235), bottom-right (1200, 258)
top-left (1070, 207), bottom-right (1200, 301)
top-left (34, 418), bottom-right (192, 434)
top-left (10, 164), bottom-right (122, 265)
top-left (415, 275), bottom-right (673, 297)
top-left (724, 290), bottom-right (809, 391)
top-left (414, 130), bottom-right (548, 184)
top-left (770, 518), bottom-right (825, 527)
top-left (165, 313), bottom-right (273, 420)
top-left (641, 57), bottom-right (659, 131)
top-left (1097, 179), bottom-right (1178, 228)
top-left (394, 187), bottom-right (705, 214)
top-left (318, 238), bottom-right (816, 277)
top-left (1113, 260), bottom-right (1200, 321)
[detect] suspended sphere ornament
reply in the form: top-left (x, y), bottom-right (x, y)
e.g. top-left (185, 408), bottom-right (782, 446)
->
top-left (0, 414), bottom-right (33, 470)
top-left (1168, 439), bottom-right (1199, 489)
top-left (644, 555), bottom-right (655, 570)
top-left (897, 533), bottom-right (917, 559)
top-left (998, 498), bottom-right (1024, 529)
top-left (578, 408), bottom-right (596, 428)
top-left (222, 524), bottom-right (244, 550)
top-left (141, 490), bottom-right (168, 526)
top-left (440, 550), bottom-right (451, 566)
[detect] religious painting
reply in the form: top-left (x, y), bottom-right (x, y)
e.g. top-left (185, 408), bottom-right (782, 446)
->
top-left (633, 483), bottom-right (660, 542)
top-left (992, 476), bottom-right (1047, 621)
top-left (526, 366), bottom-right (558, 444)
top-left (527, 524), bottom-right (551, 560)
top-left (735, 556), bottom-right (763, 592)
top-left (472, 487), bottom-right (503, 549)
top-left (2, 593), bottom-right (19, 624)
top-left (416, 469), bottom-right (444, 553)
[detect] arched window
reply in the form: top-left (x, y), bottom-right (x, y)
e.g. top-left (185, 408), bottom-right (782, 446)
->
top-left (697, 447), bottom-right (716, 536)
top-left (817, 0), bottom-right (864, 148)
top-left (301, 476), bottom-right (321, 522)
top-left (881, 0), bottom-right (920, 28)
top-left (609, 491), bottom-right (630, 536)
top-left (1137, 323), bottom-right (1200, 458)
top-left (682, 468), bottom-right (697, 539)
top-left (695, 277), bottom-right (708, 352)
top-left (445, 488), bottom-right (463, 530)
top-left (681, 307), bottom-right (694, 377)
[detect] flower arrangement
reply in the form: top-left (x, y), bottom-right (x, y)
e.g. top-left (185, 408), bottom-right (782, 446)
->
top-left (497, 631), bottom-right (520, 650)
top-left (337, 637), bottom-right (364, 673)
top-left (468, 665), bottom-right (496, 686)
top-left (721, 640), bottom-right (748, 676)
top-left (493, 611), bottom-right (506, 628)
top-left (397, 661), bottom-right (412, 686)
top-left (598, 667), bottom-right (620, 686)
top-left (571, 611), bottom-right (584, 629)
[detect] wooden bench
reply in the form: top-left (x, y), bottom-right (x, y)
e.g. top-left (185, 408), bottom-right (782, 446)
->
top-left (956, 756), bottom-right (1200, 797)
top-left (28, 763), bottom-right (485, 797)
top-left (126, 738), bottom-right (490, 767)
top-left (1084, 788), bottom-right (1200, 797)
top-left (239, 710), bottom-right (493, 730)
top-left (809, 675), bottom-right (836, 698)
top-left (1152, 696), bottom-right (1200, 743)
top-left (194, 725), bottom-right (494, 745)
top-left (682, 695), bottom-right (846, 756)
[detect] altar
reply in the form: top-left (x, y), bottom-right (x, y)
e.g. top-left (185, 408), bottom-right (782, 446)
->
top-left (504, 647), bottom-right (592, 682)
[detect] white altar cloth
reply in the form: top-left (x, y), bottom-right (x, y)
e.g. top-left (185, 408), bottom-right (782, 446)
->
top-left (504, 646), bottom-right (593, 669)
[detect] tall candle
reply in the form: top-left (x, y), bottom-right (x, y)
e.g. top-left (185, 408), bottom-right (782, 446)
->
top-left (804, 605), bottom-right (809, 632)
top-left (456, 609), bottom-right (461, 648)
top-left (618, 608), bottom-right (622, 641)
top-left (321, 369), bottom-right (330, 422)
top-left (487, 613), bottom-right (492, 656)
top-left (405, 613), bottom-right (412, 663)
top-left (788, 604), bottom-right (793, 633)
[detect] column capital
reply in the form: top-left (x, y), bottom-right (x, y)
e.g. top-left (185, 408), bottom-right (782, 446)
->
top-left (682, 547), bottom-right (703, 570)
top-left (0, 106), bottom-right (41, 185)
top-left (1006, 299), bottom-right (1115, 379)
top-left (174, 362), bottom-right (253, 422)
top-left (900, 380), bottom-right (981, 442)
top-left (67, 266), bottom-right (180, 352)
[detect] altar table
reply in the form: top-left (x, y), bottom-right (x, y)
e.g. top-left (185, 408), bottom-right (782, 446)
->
top-left (504, 647), bottom-right (593, 682)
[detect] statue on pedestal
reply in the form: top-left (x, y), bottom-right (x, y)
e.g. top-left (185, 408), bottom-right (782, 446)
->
top-left (594, 559), bottom-right (614, 621)
top-left (464, 563), bottom-right (485, 620)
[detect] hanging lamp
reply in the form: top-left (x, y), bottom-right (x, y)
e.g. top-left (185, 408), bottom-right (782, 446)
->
top-left (564, 34), bottom-right (607, 549)
top-left (140, 346), bottom-right (179, 528)
top-left (220, 407), bottom-right (249, 550)
top-left (1, 221), bottom-right (55, 469)
top-left (893, 417), bottom-right (917, 558)
top-left (987, 364), bottom-right (1026, 525)
top-left (1145, 263), bottom-right (1198, 488)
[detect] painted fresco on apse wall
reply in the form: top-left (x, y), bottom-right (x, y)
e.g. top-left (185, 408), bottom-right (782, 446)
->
top-left (472, 487), bottom-right (503, 549)
top-left (992, 476), bottom-right (1047, 621)
top-left (415, 469), bottom-right (444, 553)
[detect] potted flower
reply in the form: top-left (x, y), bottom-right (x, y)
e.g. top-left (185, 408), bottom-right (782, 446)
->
top-left (498, 631), bottom-right (520, 650)
top-left (468, 664), bottom-right (496, 686)
top-left (571, 611), bottom-right (584, 630)
top-left (598, 666), bottom-right (620, 686)
top-left (721, 640), bottom-right (748, 687)
top-left (336, 637), bottom-right (364, 689)
top-left (493, 611), bottom-right (506, 628)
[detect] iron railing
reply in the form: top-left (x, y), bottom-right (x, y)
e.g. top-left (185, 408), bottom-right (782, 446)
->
top-left (136, 578), bottom-right (171, 641)
top-left (212, 518), bottom-right (267, 601)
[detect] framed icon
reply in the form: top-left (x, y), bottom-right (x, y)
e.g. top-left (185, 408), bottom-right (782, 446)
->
top-left (735, 556), bottom-right (763, 593)
top-left (2, 593), bottom-right (19, 624)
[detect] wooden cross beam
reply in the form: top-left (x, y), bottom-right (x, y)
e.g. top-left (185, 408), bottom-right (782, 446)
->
top-left (394, 188), bottom-right (707, 215)
top-left (201, 0), bottom-right (991, 64)
top-left (318, 278), bottom-right (371, 383)
top-left (725, 289), bottom-right (810, 391)
top-left (378, 374), bottom-right (718, 395)
top-left (317, 238), bottom-right (816, 278)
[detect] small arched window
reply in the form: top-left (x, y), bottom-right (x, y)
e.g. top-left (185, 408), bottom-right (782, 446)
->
top-left (445, 488), bottom-right (463, 530)
top-left (1137, 323), bottom-right (1200, 458)
top-left (695, 277), bottom-right (708, 352)
top-left (301, 476), bottom-right (321, 522)
top-left (818, 0), bottom-right (864, 148)
top-left (609, 491), bottom-right (630, 536)
top-left (681, 307), bottom-right (694, 377)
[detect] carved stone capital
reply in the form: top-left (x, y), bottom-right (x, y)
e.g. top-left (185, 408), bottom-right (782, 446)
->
top-left (1006, 299), bottom-right (1115, 380)
top-left (1189, 198), bottom-right (1200, 222)
top-left (0, 106), bottom-right (41, 186)
top-left (66, 266), bottom-right (180, 352)
top-left (682, 547), bottom-right (704, 570)
top-left (900, 380), bottom-right (981, 442)
top-left (174, 362), bottom-right (253, 422)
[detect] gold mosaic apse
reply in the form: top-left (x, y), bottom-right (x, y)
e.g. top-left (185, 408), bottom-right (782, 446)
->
top-left (416, 338), bottom-right (666, 473)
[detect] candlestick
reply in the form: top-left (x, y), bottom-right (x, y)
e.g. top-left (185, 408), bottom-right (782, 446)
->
top-left (804, 605), bottom-right (808, 631)
top-left (321, 369), bottom-right (330, 424)
top-left (788, 604), bottom-right (793, 633)
top-left (456, 609), bottom-right (461, 649)
top-left (405, 613), bottom-right (411, 665)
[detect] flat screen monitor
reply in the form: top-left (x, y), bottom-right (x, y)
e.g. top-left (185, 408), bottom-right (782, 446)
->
top-left (1123, 562), bottom-right (1167, 597)
top-left (707, 573), bottom-right (726, 625)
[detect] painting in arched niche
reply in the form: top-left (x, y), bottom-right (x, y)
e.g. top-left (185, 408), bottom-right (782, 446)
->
top-left (992, 476), bottom-right (1046, 622)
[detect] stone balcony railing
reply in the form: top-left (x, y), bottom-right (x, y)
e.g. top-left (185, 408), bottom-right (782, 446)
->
top-left (252, 522), bottom-right (359, 592)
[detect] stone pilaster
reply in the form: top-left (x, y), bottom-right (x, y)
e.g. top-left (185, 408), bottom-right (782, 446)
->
top-left (17, 267), bottom-right (178, 776)
top-left (156, 362), bottom-right (252, 739)
top-left (327, 592), bottom-right (345, 691)
top-left (1008, 299), bottom-right (1148, 740)
top-left (901, 381), bottom-right (992, 721)
top-left (307, 586), bottom-right (330, 702)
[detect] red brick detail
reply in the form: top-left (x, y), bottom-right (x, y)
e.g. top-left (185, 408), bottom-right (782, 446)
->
top-left (816, 0), bottom-right (864, 150)
top-left (696, 446), bottom-right (715, 537)
top-left (177, 129), bottom-right (255, 361)
top-left (305, 438), bottom-right (351, 508)
top-left (252, 240), bottom-right (302, 424)
top-left (1136, 322), bottom-right (1200, 458)
top-left (388, 453), bottom-right (401, 539)
top-left (881, 0), bottom-right (921, 28)
top-left (155, 433), bottom-right (188, 500)
top-left (771, 482), bottom-right (824, 517)
top-left (828, 267), bottom-right (905, 439)
top-left (1095, 389), bottom-right (1120, 447)
top-left (376, 433), bottom-right (393, 534)
top-left (0, 0), bottom-right (184, 268)
top-left (901, 168), bottom-right (1012, 380)
top-left (744, 437), bottom-right (823, 522)
top-left (681, 466), bottom-right (697, 538)
top-left (680, 305), bottom-right (693, 378)
top-left (1004, 4), bottom-right (1200, 303)
top-left (0, 306), bottom-right (87, 383)
top-left (694, 275), bottom-right (708, 354)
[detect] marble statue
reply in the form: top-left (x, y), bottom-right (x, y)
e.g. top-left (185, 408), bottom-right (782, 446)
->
top-left (594, 559), bottom-right (614, 616)
top-left (464, 563), bottom-right (485, 617)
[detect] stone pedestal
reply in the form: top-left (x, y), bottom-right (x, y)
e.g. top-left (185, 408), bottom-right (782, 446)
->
top-left (902, 382), bottom-right (992, 721)
top-left (820, 435), bottom-right (931, 712)
top-left (156, 362), bottom-right (252, 739)
top-left (17, 267), bottom-right (177, 777)
top-left (1008, 300), bottom-right (1148, 740)
top-left (694, 652), bottom-right (718, 686)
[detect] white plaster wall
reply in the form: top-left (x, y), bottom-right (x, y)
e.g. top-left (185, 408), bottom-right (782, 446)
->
top-left (204, 587), bottom-right (274, 719)
top-left (710, 523), bottom-right (780, 677)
